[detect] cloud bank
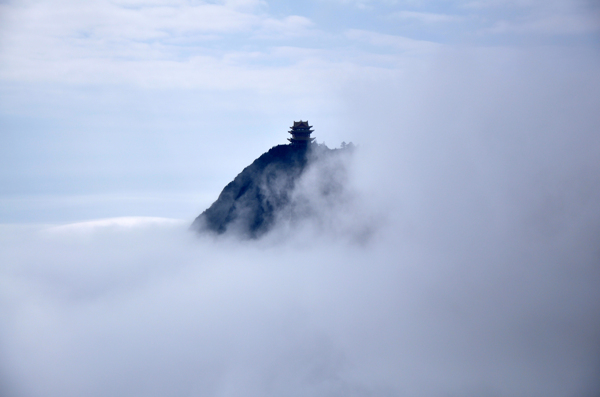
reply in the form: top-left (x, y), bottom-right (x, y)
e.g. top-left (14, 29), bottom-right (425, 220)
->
top-left (2, 45), bottom-right (600, 396)
top-left (1, 1), bottom-right (600, 395)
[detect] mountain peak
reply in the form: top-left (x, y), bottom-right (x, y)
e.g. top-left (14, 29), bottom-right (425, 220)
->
top-left (191, 141), bottom-right (353, 239)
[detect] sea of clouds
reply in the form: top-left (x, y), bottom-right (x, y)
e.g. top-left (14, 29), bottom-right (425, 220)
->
top-left (2, 46), bottom-right (600, 397)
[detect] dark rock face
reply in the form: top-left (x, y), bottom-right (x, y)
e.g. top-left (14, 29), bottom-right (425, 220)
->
top-left (191, 144), bottom-right (312, 238)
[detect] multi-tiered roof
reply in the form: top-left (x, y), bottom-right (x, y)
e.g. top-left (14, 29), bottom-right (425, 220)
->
top-left (288, 120), bottom-right (315, 146)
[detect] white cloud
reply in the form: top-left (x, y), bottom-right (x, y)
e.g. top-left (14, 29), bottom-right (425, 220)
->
top-left (2, 44), bottom-right (600, 396)
top-left (460, 0), bottom-right (572, 9)
top-left (460, 0), bottom-right (600, 35)
top-left (391, 10), bottom-right (463, 23)
top-left (258, 15), bottom-right (314, 38)
top-left (46, 216), bottom-right (185, 232)
top-left (1, 6), bottom-right (600, 395)
top-left (488, 12), bottom-right (600, 35)
top-left (345, 29), bottom-right (440, 52)
top-left (0, 0), bottom-right (319, 88)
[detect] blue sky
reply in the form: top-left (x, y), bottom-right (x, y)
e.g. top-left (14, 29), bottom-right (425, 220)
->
top-left (1, 0), bottom-right (599, 223)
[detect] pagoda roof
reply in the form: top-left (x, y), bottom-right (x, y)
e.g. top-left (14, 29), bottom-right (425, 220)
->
top-left (292, 120), bottom-right (312, 128)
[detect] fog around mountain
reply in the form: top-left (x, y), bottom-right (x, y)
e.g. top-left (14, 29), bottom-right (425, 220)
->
top-left (1, 4), bottom-right (600, 393)
top-left (2, 48), bottom-right (600, 395)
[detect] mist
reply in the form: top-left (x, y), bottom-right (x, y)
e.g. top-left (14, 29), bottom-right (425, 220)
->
top-left (2, 46), bottom-right (600, 397)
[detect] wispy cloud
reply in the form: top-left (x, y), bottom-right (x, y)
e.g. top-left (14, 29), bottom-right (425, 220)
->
top-left (345, 29), bottom-right (441, 53)
top-left (461, 0), bottom-right (600, 35)
top-left (0, 0), bottom-right (317, 87)
top-left (488, 12), bottom-right (600, 35)
top-left (391, 10), bottom-right (463, 23)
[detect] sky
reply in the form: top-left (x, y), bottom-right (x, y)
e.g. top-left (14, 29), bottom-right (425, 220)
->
top-left (1, 0), bottom-right (598, 223)
top-left (1, 0), bottom-right (600, 396)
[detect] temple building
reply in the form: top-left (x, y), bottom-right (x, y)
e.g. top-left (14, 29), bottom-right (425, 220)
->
top-left (288, 120), bottom-right (315, 146)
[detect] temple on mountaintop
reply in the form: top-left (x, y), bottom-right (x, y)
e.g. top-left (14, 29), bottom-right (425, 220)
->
top-left (288, 121), bottom-right (315, 146)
